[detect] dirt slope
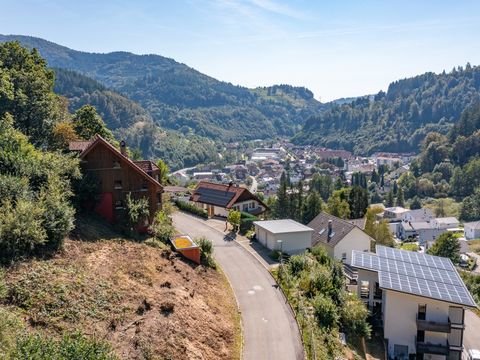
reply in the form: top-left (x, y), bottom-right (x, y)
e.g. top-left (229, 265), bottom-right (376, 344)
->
top-left (1, 238), bottom-right (241, 360)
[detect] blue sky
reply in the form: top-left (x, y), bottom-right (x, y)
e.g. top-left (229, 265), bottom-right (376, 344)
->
top-left (2, 0), bottom-right (480, 101)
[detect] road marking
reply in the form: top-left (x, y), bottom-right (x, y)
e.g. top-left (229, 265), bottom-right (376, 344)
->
top-left (253, 285), bottom-right (263, 291)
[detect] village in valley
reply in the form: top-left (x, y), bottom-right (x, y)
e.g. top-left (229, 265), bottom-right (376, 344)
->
top-left (3, 3), bottom-right (480, 359)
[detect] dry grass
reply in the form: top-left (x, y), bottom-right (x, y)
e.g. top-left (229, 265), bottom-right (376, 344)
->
top-left (468, 239), bottom-right (480, 254)
top-left (1, 225), bottom-right (240, 359)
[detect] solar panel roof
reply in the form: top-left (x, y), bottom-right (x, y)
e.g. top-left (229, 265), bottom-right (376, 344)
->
top-left (196, 187), bottom-right (235, 207)
top-left (351, 246), bottom-right (476, 307)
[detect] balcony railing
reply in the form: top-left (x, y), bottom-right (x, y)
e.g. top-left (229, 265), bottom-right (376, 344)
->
top-left (416, 315), bottom-right (451, 333)
top-left (416, 340), bottom-right (449, 355)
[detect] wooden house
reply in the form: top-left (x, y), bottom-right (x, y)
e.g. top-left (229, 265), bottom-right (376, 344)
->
top-left (69, 135), bottom-right (163, 226)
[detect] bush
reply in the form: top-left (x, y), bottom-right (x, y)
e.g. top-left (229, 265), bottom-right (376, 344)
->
top-left (0, 308), bottom-right (23, 358)
top-left (149, 211), bottom-right (174, 243)
top-left (227, 210), bottom-right (241, 232)
top-left (239, 212), bottom-right (258, 235)
top-left (174, 200), bottom-right (208, 219)
top-left (313, 294), bottom-right (339, 329)
top-left (0, 199), bottom-right (47, 262)
top-left (288, 255), bottom-right (309, 277)
top-left (340, 294), bottom-right (371, 338)
top-left (13, 332), bottom-right (117, 360)
top-left (125, 194), bottom-right (150, 234)
top-left (196, 237), bottom-right (215, 268)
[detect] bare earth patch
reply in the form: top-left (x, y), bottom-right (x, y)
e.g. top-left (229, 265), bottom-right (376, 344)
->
top-left (2, 239), bottom-right (240, 360)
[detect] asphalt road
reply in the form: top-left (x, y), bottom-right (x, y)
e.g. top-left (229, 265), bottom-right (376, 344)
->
top-left (173, 212), bottom-right (304, 360)
top-left (464, 310), bottom-right (480, 353)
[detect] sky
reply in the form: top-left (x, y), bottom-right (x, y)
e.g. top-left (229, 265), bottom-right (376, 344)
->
top-left (1, 0), bottom-right (480, 101)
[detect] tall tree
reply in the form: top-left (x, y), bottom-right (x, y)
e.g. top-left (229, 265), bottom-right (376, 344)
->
top-left (274, 172), bottom-right (289, 218)
top-left (410, 196), bottom-right (422, 210)
top-left (386, 190), bottom-right (394, 207)
top-left (427, 233), bottom-right (460, 264)
top-left (303, 191), bottom-right (322, 224)
top-left (0, 41), bottom-right (60, 146)
top-left (348, 186), bottom-right (369, 219)
top-left (156, 159), bottom-right (170, 185)
top-left (396, 186), bottom-right (405, 207)
top-left (72, 105), bottom-right (113, 141)
top-left (327, 190), bottom-right (350, 219)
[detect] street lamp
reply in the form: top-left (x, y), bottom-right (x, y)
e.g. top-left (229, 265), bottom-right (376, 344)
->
top-left (277, 239), bottom-right (283, 265)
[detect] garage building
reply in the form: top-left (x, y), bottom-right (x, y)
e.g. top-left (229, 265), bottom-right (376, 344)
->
top-left (253, 219), bottom-right (314, 255)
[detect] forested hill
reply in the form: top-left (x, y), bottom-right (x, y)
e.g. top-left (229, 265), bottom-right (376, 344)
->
top-left (52, 68), bottom-right (219, 171)
top-left (293, 65), bottom-right (480, 154)
top-left (0, 34), bottom-right (322, 141)
top-left (54, 68), bottom-right (153, 130)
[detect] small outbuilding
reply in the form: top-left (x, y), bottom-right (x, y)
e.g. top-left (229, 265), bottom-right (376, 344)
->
top-left (464, 220), bottom-right (480, 240)
top-left (253, 219), bottom-right (314, 255)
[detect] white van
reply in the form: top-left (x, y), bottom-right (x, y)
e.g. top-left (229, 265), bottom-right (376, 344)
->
top-left (466, 349), bottom-right (480, 360)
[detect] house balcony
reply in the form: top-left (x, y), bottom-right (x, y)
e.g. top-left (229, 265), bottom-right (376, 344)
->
top-left (416, 340), bottom-right (449, 356)
top-left (416, 316), bottom-right (451, 333)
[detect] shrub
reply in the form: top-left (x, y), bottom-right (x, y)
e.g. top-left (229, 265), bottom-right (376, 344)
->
top-left (0, 308), bottom-right (23, 358)
top-left (196, 237), bottom-right (215, 268)
top-left (125, 194), bottom-right (150, 233)
top-left (309, 246), bottom-right (332, 266)
top-left (239, 211), bottom-right (258, 234)
top-left (340, 294), bottom-right (371, 338)
top-left (174, 200), bottom-right (208, 219)
top-left (0, 199), bottom-right (47, 262)
top-left (312, 294), bottom-right (339, 329)
top-left (38, 176), bottom-right (76, 251)
top-left (13, 332), bottom-right (117, 360)
top-left (227, 210), bottom-right (241, 232)
top-left (288, 255), bottom-right (309, 277)
top-left (149, 211), bottom-right (174, 243)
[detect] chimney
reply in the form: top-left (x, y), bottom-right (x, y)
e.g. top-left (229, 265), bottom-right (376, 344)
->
top-left (327, 220), bottom-right (333, 241)
top-left (120, 140), bottom-right (127, 157)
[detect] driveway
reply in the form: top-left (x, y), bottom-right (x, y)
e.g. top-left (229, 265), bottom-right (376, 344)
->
top-left (464, 310), bottom-right (480, 353)
top-left (173, 212), bottom-right (304, 360)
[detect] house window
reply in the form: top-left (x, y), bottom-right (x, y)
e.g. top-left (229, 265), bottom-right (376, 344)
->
top-left (113, 159), bottom-right (121, 169)
top-left (418, 304), bottom-right (426, 320)
top-left (243, 204), bottom-right (249, 211)
top-left (249, 202), bottom-right (255, 209)
top-left (114, 180), bottom-right (123, 189)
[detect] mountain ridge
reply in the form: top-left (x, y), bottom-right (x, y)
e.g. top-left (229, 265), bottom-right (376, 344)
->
top-left (0, 34), bottom-right (322, 142)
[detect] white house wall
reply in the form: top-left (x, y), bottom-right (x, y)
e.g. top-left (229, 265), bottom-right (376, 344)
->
top-left (333, 227), bottom-right (372, 264)
top-left (384, 290), bottom-right (456, 359)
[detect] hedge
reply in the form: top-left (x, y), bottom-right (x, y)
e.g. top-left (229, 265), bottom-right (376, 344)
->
top-left (174, 200), bottom-right (208, 219)
top-left (239, 211), bottom-right (258, 234)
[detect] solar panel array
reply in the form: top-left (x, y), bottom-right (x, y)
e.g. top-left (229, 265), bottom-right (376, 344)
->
top-left (196, 187), bottom-right (235, 207)
top-left (351, 246), bottom-right (476, 307)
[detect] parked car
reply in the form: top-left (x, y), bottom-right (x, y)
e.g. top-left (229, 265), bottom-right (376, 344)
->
top-left (465, 349), bottom-right (480, 360)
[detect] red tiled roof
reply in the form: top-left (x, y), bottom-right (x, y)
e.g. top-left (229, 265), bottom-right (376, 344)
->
top-left (133, 160), bottom-right (159, 173)
top-left (69, 141), bottom-right (92, 152)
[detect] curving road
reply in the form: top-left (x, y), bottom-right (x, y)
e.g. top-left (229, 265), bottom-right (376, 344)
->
top-left (173, 212), bottom-right (304, 360)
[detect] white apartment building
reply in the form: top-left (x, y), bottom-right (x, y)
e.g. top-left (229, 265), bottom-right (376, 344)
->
top-left (351, 246), bottom-right (476, 360)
